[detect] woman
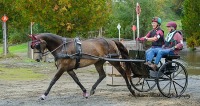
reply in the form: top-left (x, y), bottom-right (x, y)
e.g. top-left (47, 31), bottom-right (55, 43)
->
top-left (137, 17), bottom-right (164, 65)
top-left (149, 21), bottom-right (183, 71)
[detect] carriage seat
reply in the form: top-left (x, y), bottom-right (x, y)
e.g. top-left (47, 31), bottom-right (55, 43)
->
top-left (162, 55), bottom-right (180, 60)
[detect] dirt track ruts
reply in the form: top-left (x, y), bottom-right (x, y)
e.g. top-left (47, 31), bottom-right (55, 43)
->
top-left (0, 54), bottom-right (200, 106)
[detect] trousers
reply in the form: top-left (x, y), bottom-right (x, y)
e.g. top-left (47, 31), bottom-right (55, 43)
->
top-left (146, 47), bottom-right (174, 65)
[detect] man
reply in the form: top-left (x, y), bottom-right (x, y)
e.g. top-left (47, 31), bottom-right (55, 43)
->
top-left (149, 21), bottom-right (183, 71)
top-left (137, 17), bottom-right (164, 64)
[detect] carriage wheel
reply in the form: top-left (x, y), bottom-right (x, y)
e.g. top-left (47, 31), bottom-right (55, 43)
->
top-left (156, 61), bottom-right (188, 98)
top-left (130, 76), bottom-right (156, 92)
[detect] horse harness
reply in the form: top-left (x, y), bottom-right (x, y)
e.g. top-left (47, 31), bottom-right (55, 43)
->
top-left (73, 38), bottom-right (82, 69)
top-left (32, 36), bottom-right (120, 69)
top-left (55, 37), bottom-right (82, 69)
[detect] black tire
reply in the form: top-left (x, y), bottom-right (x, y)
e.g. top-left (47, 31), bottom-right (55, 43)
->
top-left (130, 76), bottom-right (156, 92)
top-left (156, 61), bottom-right (188, 98)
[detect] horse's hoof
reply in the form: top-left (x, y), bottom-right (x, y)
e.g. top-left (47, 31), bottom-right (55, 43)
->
top-left (83, 92), bottom-right (89, 98)
top-left (90, 90), bottom-right (95, 96)
top-left (39, 94), bottom-right (46, 100)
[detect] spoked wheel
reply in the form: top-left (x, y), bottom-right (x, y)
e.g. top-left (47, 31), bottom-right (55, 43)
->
top-left (156, 61), bottom-right (188, 98)
top-left (130, 76), bottom-right (156, 92)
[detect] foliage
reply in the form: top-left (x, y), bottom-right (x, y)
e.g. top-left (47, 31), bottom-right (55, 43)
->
top-left (138, 0), bottom-right (162, 37)
top-left (8, 31), bottom-right (29, 44)
top-left (158, 0), bottom-right (181, 21)
top-left (104, 0), bottom-right (181, 39)
top-left (182, 0), bottom-right (200, 48)
top-left (14, 0), bottom-right (111, 37)
top-left (0, 0), bottom-right (186, 44)
top-left (0, 0), bottom-right (111, 39)
top-left (105, 0), bottom-right (134, 39)
top-left (169, 0), bottom-right (184, 16)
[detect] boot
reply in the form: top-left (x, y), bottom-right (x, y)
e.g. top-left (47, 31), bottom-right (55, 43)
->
top-left (150, 64), bottom-right (157, 71)
top-left (144, 61), bottom-right (151, 66)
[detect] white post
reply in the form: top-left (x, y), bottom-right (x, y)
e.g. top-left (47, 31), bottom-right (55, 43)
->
top-left (3, 21), bottom-right (7, 55)
top-left (136, 3), bottom-right (139, 38)
top-left (117, 23), bottom-right (121, 41)
top-left (136, 2), bottom-right (141, 50)
top-left (30, 22), bottom-right (34, 59)
top-left (133, 31), bottom-right (135, 41)
top-left (137, 15), bottom-right (139, 38)
top-left (119, 29), bottom-right (120, 41)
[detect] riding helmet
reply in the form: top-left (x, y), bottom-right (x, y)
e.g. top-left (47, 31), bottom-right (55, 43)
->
top-left (152, 17), bottom-right (162, 25)
top-left (166, 21), bottom-right (177, 29)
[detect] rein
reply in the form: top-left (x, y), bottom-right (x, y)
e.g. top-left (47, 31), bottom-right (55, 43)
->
top-left (42, 42), bottom-right (66, 56)
top-left (34, 38), bottom-right (73, 57)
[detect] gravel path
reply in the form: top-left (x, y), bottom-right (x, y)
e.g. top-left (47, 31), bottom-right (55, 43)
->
top-left (0, 54), bottom-right (200, 106)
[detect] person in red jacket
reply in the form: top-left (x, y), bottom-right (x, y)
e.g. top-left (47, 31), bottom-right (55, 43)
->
top-left (149, 21), bottom-right (184, 71)
top-left (137, 17), bottom-right (164, 64)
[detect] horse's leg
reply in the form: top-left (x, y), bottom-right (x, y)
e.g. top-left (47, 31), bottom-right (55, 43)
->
top-left (67, 70), bottom-right (88, 98)
top-left (109, 61), bottom-right (136, 96)
top-left (90, 61), bottom-right (106, 95)
top-left (40, 67), bottom-right (65, 100)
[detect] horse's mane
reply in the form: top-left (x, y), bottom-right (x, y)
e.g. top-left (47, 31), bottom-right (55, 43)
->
top-left (37, 33), bottom-right (72, 43)
top-left (39, 33), bottom-right (62, 40)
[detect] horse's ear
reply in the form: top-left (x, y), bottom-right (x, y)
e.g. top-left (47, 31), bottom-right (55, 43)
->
top-left (28, 34), bottom-right (33, 38)
top-left (29, 34), bottom-right (38, 40)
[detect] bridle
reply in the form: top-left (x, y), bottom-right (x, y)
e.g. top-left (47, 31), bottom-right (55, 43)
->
top-left (30, 34), bottom-right (73, 57)
top-left (41, 41), bottom-right (69, 56)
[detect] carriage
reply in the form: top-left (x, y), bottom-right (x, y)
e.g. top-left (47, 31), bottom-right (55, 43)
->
top-left (128, 50), bottom-right (188, 98)
top-left (29, 33), bottom-right (188, 100)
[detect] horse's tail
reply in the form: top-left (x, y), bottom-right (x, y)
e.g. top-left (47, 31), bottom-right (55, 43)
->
top-left (113, 40), bottom-right (129, 59)
top-left (113, 40), bottom-right (132, 75)
top-left (113, 40), bottom-right (142, 77)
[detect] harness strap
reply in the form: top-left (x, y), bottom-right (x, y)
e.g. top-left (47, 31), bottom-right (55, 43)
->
top-left (74, 37), bottom-right (82, 69)
top-left (62, 38), bottom-right (67, 52)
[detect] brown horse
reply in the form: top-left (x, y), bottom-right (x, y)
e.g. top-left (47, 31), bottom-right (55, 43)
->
top-left (29, 33), bottom-right (136, 100)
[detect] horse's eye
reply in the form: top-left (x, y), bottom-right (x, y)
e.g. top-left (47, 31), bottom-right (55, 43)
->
top-left (35, 44), bottom-right (40, 50)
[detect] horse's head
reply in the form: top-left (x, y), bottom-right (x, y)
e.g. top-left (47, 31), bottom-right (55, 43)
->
top-left (29, 34), bottom-right (47, 62)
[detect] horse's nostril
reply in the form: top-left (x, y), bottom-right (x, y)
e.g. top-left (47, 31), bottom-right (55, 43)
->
top-left (35, 59), bottom-right (40, 62)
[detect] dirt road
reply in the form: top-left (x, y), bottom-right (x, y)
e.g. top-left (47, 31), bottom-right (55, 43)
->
top-left (0, 54), bottom-right (200, 106)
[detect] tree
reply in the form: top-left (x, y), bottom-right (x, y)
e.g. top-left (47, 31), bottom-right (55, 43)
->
top-left (0, 0), bottom-right (112, 38)
top-left (105, 0), bottom-right (161, 39)
top-left (0, 0), bottom-right (30, 44)
top-left (182, 0), bottom-right (200, 49)
top-left (105, 0), bottom-right (134, 39)
top-left (170, 0), bottom-right (184, 16)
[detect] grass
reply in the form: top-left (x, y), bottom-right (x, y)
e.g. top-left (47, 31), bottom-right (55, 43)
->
top-left (0, 67), bottom-right (45, 81)
top-left (0, 42), bottom-right (46, 81)
top-left (0, 43), bottom-right (28, 54)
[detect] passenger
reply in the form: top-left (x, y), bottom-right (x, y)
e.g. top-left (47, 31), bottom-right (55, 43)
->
top-left (136, 17), bottom-right (164, 64)
top-left (149, 21), bottom-right (184, 71)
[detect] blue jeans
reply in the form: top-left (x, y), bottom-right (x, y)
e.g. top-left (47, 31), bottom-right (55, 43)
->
top-left (154, 49), bottom-right (174, 65)
top-left (146, 47), bottom-right (162, 63)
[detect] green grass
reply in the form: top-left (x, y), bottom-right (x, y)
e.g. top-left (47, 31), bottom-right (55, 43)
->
top-left (0, 43), bottom-right (28, 54)
top-left (0, 67), bottom-right (45, 81)
top-left (0, 43), bottom-right (46, 81)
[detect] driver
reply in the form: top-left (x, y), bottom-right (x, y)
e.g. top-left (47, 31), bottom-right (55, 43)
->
top-left (137, 17), bottom-right (165, 65)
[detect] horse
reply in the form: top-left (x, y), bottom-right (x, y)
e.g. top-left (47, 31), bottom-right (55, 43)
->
top-left (29, 33), bottom-right (137, 100)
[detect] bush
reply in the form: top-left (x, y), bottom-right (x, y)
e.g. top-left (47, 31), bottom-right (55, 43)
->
top-left (8, 32), bottom-right (29, 44)
top-left (186, 36), bottom-right (199, 51)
